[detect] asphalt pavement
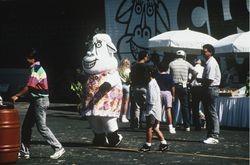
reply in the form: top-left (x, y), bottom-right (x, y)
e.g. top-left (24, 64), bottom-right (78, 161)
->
top-left (9, 102), bottom-right (250, 165)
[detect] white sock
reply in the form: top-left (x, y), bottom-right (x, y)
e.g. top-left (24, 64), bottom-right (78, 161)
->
top-left (168, 124), bottom-right (173, 129)
top-left (160, 140), bottom-right (167, 144)
top-left (146, 142), bottom-right (151, 146)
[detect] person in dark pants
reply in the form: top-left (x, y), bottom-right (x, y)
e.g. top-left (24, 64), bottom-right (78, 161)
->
top-left (129, 51), bottom-right (150, 129)
top-left (189, 59), bottom-right (205, 130)
top-left (168, 50), bottom-right (197, 131)
top-left (11, 49), bottom-right (65, 159)
top-left (200, 44), bottom-right (221, 144)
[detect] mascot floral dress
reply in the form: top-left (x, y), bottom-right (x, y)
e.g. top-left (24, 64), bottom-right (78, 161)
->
top-left (82, 33), bottom-right (123, 146)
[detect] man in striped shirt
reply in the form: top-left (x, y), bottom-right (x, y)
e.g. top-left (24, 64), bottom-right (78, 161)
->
top-left (11, 49), bottom-right (65, 159)
top-left (168, 50), bottom-right (197, 131)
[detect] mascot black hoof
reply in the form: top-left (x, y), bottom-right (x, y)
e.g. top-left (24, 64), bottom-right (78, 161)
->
top-left (107, 132), bottom-right (123, 147)
top-left (92, 133), bottom-right (109, 146)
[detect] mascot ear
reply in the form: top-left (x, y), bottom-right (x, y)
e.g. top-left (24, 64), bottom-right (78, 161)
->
top-left (107, 42), bottom-right (117, 54)
top-left (96, 33), bottom-right (117, 54)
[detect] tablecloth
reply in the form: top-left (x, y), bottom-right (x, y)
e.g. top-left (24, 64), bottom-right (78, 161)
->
top-left (216, 96), bottom-right (249, 128)
top-left (162, 96), bottom-right (249, 128)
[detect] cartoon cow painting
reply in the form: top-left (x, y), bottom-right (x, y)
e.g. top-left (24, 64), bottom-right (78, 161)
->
top-left (115, 0), bottom-right (170, 60)
top-left (82, 33), bottom-right (123, 147)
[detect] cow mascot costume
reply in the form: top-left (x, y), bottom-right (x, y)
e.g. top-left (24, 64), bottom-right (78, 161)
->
top-left (82, 33), bottom-right (123, 147)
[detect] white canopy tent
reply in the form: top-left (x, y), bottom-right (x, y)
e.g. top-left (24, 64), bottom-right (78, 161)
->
top-left (148, 28), bottom-right (218, 55)
top-left (213, 31), bottom-right (250, 54)
top-left (212, 32), bottom-right (249, 87)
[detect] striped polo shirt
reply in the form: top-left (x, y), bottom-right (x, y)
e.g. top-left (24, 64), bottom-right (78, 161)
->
top-left (27, 61), bottom-right (49, 98)
top-left (168, 58), bottom-right (197, 84)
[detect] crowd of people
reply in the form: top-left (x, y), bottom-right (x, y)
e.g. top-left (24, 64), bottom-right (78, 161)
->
top-left (12, 43), bottom-right (221, 160)
top-left (118, 44), bottom-right (221, 151)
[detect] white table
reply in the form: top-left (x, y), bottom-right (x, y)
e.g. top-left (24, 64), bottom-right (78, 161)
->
top-left (216, 96), bottom-right (249, 128)
top-left (162, 96), bottom-right (249, 128)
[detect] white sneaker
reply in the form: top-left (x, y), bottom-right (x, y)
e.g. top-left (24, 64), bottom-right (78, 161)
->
top-left (18, 152), bottom-right (30, 159)
top-left (169, 128), bottom-right (176, 134)
top-left (203, 137), bottom-right (219, 144)
top-left (50, 148), bottom-right (65, 159)
top-left (19, 144), bottom-right (30, 159)
top-left (121, 115), bottom-right (129, 123)
top-left (185, 127), bottom-right (190, 132)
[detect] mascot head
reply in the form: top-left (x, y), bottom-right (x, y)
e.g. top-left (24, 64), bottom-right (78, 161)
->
top-left (82, 33), bottom-right (118, 74)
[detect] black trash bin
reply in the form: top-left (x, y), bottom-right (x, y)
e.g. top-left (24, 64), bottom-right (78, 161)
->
top-left (0, 102), bottom-right (20, 164)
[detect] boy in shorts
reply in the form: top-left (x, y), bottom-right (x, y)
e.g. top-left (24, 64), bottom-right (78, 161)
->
top-left (139, 66), bottom-right (169, 152)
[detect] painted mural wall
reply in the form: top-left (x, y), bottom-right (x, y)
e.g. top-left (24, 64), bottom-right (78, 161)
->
top-left (105, 0), bottom-right (249, 61)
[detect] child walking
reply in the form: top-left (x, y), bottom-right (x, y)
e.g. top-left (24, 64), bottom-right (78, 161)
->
top-left (139, 66), bottom-right (169, 152)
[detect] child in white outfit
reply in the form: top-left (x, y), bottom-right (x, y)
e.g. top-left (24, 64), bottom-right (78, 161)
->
top-left (139, 66), bottom-right (169, 152)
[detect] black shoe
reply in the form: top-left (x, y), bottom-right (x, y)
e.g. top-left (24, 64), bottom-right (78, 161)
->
top-left (139, 144), bottom-right (151, 152)
top-left (158, 143), bottom-right (169, 151)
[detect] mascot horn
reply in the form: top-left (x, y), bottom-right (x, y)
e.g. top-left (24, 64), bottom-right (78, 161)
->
top-left (82, 33), bottom-right (123, 147)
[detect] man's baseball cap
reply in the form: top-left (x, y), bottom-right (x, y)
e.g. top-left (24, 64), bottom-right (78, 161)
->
top-left (176, 50), bottom-right (186, 56)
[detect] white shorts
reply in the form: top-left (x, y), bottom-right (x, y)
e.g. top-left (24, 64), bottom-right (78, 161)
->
top-left (160, 91), bottom-right (173, 108)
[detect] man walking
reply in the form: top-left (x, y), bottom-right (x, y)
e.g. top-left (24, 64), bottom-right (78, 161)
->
top-left (11, 49), bottom-right (65, 159)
